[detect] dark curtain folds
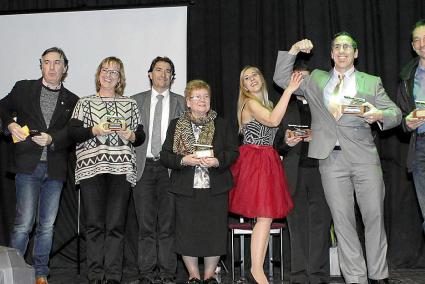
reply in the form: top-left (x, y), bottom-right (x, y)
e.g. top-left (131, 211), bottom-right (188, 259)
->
top-left (0, 0), bottom-right (425, 270)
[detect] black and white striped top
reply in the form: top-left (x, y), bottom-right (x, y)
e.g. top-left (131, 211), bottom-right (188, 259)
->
top-left (242, 119), bottom-right (278, 146)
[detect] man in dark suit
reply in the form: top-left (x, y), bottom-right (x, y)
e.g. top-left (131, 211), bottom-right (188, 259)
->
top-left (131, 56), bottom-right (186, 284)
top-left (273, 33), bottom-right (401, 284)
top-left (274, 62), bottom-right (332, 284)
top-left (396, 19), bottom-right (425, 234)
top-left (0, 47), bottom-right (79, 284)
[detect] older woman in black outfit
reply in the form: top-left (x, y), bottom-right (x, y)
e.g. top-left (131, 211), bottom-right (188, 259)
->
top-left (160, 80), bottom-right (239, 284)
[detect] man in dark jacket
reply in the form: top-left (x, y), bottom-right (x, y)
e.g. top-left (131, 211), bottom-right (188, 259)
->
top-left (0, 47), bottom-right (79, 284)
top-left (396, 19), bottom-right (425, 233)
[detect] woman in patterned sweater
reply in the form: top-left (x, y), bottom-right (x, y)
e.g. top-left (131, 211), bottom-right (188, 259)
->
top-left (69, 57), bottom-right (145, 284)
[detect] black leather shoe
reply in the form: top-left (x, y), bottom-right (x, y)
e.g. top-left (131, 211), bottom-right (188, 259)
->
top-left (203, 277), bottom-right (218, 284)
top-left (369, 279), bottom-right (389, 284)
top-left (105, 280), bottom-right (120, 284)
top-left (186, 278), bottom-right (202, 284)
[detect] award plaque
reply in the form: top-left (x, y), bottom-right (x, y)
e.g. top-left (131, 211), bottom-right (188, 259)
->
top-left (414, 100), bottom-right (425, 118)
top-left (193, 144), bottom-right (214, 158)
top-left (287, 124), bottom-right (311, 139)
top-left (341, 96), bottom-right (368, 116)
top-left (106, 116), bottom-right (126, 131)
top-left (340, 104), bottom-right (367, 115)
top-left (413, 109), bottom-right (425, 119)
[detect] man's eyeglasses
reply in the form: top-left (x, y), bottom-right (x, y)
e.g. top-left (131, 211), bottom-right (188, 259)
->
top-left (332, 43), bottom-right (354, 51)
top-left (100, 68), bottom-right (120, 78)
top-left (190, 95), bottom-right (210, 101)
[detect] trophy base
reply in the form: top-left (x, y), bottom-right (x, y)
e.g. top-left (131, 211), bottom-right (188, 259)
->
top-left (340, 105), bottom-right (367, 115)
top-left (107, 122), bottom-right (126, 131)
top-left (413, 109), bottom-right (425, 119)
top-left (195, 149), bottom-right (214, 158)
top-left (287, 129), bottom-right (311, 139)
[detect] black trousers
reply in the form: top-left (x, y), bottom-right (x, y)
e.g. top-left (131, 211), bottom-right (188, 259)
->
top-left (288, 166), bottom-right (332, 284)
top-left (132, 159), bottom-right (176, 280)
top-left (80, 174), bottom-right (131, 282)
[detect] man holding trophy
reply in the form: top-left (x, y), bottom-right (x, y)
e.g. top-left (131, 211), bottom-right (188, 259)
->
top-left (273, 32), bottom-right (401, 284)
top-left (397, 19), bottom-right (425, 234)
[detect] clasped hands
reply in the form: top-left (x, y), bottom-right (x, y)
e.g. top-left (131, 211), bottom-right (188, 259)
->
top-left (181, 154), bottom-right (219, 168)
top-left (92, 122), bottom-right (135, 142)
top-left (8, 122), bottom-right (52, 146)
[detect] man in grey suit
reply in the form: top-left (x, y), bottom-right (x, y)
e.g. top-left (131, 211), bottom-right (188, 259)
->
top-left (273, 32), bottom-right (401, 284)
top-left (132, 56), bottom-right (186, 284)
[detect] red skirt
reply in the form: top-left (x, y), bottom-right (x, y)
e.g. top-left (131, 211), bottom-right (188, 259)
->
top-left (229, 144), bottom-right (293, 218)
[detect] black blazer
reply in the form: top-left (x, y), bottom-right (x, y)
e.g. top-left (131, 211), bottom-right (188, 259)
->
top-left (0, 79), bottom-right (79, 180)
top-left (274, 98), bottom-right (302, 195)
top-left (160, 116), bottom-right (239, 196)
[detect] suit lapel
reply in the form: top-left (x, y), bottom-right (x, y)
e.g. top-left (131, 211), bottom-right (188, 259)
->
top-left (312, 70), bottom-right (331, 107)
top-left (142, 92), bottom-right (151, 141)
top-left (32, 80), bottom-right (47, 130)
top-left (48, 90), bottom-right (66, 129)
top-left (169, 93), bottom-right (177, 123)
top-left (355, 71), bottom-right (367, 99)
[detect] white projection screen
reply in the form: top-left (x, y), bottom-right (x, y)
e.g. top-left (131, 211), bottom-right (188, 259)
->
top-left (0, 6), bottom-right (187, 98)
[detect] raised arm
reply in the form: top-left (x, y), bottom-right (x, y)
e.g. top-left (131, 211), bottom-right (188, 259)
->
top-left (273, 39), bottom-right (314, 91)
top-left (245, 72), bottom-right (303, 127)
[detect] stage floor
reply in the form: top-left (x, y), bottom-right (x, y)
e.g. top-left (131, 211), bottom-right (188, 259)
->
top-left (48, 268), bottom-right (425, 284)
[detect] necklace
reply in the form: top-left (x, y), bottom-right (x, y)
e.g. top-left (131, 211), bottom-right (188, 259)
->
top-left (97, 92), bottom-right (117, 116)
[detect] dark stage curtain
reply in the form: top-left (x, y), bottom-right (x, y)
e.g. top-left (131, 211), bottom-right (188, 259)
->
top-left (1, 0), bottom-right (425, 273)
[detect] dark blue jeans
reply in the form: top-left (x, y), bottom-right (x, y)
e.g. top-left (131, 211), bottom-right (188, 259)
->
top-left (10, 162), bottom-right (63, 277)
top-left (413, 135), bottom-right (425, 233)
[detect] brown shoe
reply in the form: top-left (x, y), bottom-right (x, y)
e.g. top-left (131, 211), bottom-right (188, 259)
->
top-left (36, 276), bottom-right (48, 284)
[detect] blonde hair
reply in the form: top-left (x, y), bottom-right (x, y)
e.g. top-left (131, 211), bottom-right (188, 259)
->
top-left (184, 79), bottom-right (211, 100)
top-left (237, 66), bottom-right (273, 132)
top-left (95, 56), bottom-right (126, 96)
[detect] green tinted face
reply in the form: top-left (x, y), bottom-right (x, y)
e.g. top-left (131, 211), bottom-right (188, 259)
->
top-left (331, 35), bottom-right (358, 73)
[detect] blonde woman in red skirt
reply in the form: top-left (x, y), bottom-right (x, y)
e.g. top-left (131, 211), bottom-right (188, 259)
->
top-left (229, 66), bottom-right (303, 284)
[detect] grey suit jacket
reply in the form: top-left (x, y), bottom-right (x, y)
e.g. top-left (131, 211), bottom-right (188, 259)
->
top-left (131, 90), bottom-right (186, 180)
top-left (273, 51), bottom-right (401, 164)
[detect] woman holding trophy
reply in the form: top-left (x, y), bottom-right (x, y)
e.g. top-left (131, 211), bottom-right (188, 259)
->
top-left (69, 57), bottom-right (145, 284)
top-left (160, 79), bottom-right (239, 284)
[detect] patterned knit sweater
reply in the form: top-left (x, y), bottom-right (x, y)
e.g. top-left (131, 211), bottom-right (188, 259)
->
top-left (71, 94), bottom-right (142, 186)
